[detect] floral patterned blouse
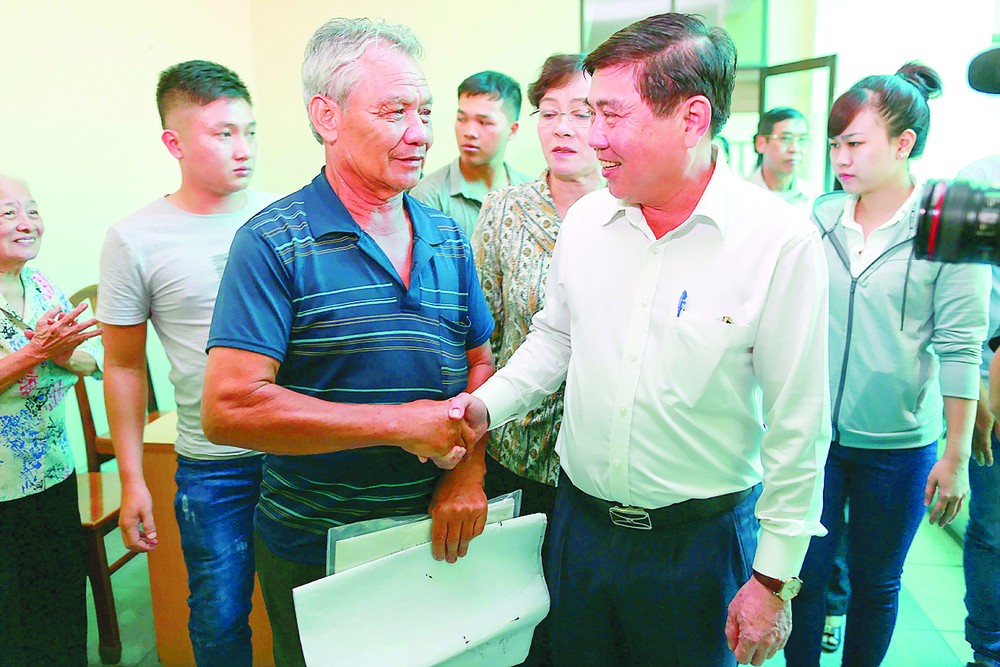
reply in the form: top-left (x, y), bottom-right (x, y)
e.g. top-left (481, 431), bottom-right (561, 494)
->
top-left (0, 267), bottom-right (101, 502)
top-left (472, 174), bottom-right (565, 486)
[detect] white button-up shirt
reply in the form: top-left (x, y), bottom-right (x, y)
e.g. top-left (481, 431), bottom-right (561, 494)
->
top-left (475, 155), bottom-right (832, 578)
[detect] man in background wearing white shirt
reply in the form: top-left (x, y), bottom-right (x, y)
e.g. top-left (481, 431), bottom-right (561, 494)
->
top-left (98, 61), bottom-right (277, 666)
top-left (453, 13), bottom-right (831, 666)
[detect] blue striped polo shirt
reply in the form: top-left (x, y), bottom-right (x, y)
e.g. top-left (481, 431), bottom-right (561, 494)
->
top-left (208, 170), bottom-right (494, 564)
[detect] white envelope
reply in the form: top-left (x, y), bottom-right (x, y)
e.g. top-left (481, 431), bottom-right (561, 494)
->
top-left (294, 513), bottom-right (549, 667)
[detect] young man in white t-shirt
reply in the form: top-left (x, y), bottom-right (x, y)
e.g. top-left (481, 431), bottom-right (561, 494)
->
top-left (98, 60), bottom-right (277, 667)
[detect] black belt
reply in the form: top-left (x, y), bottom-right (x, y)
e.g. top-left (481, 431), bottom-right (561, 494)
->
top-left (568, 480), bottom-right (755, 530)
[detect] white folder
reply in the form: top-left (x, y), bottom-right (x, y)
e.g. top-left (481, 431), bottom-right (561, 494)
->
top-left (293, 512), bottom-right (549, 667)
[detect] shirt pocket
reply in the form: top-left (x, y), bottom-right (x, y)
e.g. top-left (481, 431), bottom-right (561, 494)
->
top-left (438, 315), bottom-right (471, 395)
top-left (662, 312), bottom-right (753, 410)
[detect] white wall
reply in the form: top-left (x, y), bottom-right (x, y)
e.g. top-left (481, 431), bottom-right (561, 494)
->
top-left (813, 0), bottom-right (999, 180)
top-left (0, 0), bottom-right (580, 469)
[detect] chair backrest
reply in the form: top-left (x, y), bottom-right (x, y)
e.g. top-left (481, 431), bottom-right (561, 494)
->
top-left (69, 284), bottom-right (159, 472)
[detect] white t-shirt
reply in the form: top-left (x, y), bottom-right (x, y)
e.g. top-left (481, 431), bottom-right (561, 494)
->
top-left (98, 191), bottom-right (279, 459)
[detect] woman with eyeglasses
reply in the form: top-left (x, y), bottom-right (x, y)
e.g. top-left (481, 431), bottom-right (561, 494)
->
top-left (0, 174), bottom-right (102, 666)
top-left (470, 53), bottom-right (602, 666)
top-left (748, 107), bottom-right (820, 213)
top-left (782, 63), bottom-right (990, 667)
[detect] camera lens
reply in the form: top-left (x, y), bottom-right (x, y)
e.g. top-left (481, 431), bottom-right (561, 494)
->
top-left (914, 179), bottom-right (1000, 264)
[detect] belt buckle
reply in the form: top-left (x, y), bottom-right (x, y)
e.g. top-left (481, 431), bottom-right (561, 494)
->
top-left (609, 505), bottom-right (652, 530)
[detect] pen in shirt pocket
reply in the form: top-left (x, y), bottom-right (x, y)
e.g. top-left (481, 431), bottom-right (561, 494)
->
top-left (676, 290), bottom-right (687, 317)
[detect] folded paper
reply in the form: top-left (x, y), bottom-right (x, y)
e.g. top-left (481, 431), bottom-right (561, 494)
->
top-left (295, 512), bottom-right (549, 667)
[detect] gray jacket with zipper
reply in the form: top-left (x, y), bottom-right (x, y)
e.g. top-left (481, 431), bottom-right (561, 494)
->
top-left (812, 191), bottom-right (990, 449)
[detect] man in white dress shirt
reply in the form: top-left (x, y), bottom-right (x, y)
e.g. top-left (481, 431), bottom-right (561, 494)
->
top-left (452, 13), bottom-right (831, 666)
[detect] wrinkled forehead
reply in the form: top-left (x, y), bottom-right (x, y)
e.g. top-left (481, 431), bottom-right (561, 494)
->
top-left (353, 45), bottom-right (429, 100)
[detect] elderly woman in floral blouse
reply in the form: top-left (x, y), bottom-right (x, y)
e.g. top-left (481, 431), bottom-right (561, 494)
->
top-left (0, 174), bottom-right (102, 666)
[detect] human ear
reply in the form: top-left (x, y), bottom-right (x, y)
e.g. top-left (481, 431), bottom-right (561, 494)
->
top-left (895, 128), bottom-right (917, 160)
top-left (161, 130), bottom-right (183, 159)
top-left (308, 95), bottom-right (340, 144)
top-left (754, 134), bottom-right (768, 154)
top-left (682, 95), bottom-right (713, 147)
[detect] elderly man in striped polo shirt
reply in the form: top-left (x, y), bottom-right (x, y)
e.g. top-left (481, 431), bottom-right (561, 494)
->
top-left (201, 18), bottom-right (495, 667)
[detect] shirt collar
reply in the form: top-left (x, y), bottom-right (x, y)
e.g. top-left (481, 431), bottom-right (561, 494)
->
top-left (446, 158), bottom-right (518, 202)
top-left (841, 178), bottom-right (923, 236)
top-left (603, 145), bottom-right (732, 239)
top-left (747, 165), bottom-right (807, 199)
top-left (305, 168), bottom-right (446, 245)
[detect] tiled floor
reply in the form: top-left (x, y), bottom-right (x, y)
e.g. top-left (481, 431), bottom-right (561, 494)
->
top-left (87, 520), bottom-right (976, 666)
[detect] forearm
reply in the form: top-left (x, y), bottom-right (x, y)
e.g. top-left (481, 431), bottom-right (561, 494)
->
top-left (943, 396), bottom-right (976, 462)
top-left (63, 350), bottom-right (99, 377)
top-left (0, 345), bottom-right (46, 393)
top-left (202, 377), bottom-right (434, 455)
top-left (989, 352), bottom-right (1000, 418)
top-left (975, 378), bottom-right (993, 435)
top-left (103, 364), bottom-right (151, 486)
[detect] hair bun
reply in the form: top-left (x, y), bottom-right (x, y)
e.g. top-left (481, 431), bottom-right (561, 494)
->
top-left (896, 61), bottom-right (942, 100)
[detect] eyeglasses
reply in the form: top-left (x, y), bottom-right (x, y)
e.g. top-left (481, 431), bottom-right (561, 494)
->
top-left (531, 107), bottom-right (594, 128)
top-left (768, 133), bottom-right (811, 148)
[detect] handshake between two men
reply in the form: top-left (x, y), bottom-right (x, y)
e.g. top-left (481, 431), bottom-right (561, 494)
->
top-left (410, 393), bottom-right (491, 470)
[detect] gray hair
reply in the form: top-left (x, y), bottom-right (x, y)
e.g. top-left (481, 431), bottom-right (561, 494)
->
top-left (0, 172), bottom-right (29, 191)
top-left (302, 17), bottom-right (423, 143)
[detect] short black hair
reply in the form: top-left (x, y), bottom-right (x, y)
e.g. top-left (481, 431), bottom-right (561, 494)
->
top-left (753, 107), bottom-right (807, 167)
top-left (584, 13), bottom-right (736, 137)
top-left (156, 60), bottom-right (252, 128)
top-left (457, 70), bottom-right (522, 121)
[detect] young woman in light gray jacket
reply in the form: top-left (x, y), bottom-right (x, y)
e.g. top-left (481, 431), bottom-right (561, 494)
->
top-left (784, 63), bottom-right (991, 667)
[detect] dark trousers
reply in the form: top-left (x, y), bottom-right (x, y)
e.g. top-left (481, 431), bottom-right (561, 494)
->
top-left (0, 474), bottom-right (87, 667)
top-left (483, 455), bottom-right (557, 667)
top-left (785, 442), bottom-right (936, 667)
top-left (254, 534), bottom-right (325, 667)
top-left (546, 479), bottom-right (758, 667)
top-left (825, 504), bottom-right (851, 617)
top-left (965, 430), bottom-right (1000, 666)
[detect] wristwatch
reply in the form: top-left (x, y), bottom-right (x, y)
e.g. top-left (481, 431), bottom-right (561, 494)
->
top-left (752, 570), bottom-right (802, 601)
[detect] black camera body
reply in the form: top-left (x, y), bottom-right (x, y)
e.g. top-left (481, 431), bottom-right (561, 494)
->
top-left (913, 179), bottom-right (1000, 264)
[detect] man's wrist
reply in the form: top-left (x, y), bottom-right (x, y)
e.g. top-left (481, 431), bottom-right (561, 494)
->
top-left (752, 570), bottom-right (802, 601)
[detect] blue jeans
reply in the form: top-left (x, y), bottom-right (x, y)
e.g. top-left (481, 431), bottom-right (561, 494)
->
top-left (785, 442), bottom-right (936, 667)
top-left (966, 431), bottom-right (1000, 667)
top-left (546, 479), bottom-right (759, 666)
top-left (175, 455), bottom-right (263, 667)
top-left (825, 504), bottom-right (850, 617)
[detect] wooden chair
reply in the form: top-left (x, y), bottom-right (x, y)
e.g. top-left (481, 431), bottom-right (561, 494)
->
top-left (69, 284), bottom-right (159, 664)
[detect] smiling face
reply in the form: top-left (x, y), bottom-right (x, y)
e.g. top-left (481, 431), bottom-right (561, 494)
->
top-left (828, 105), bottom-right (908, 196)
top-left (0, 178), bottom-right (43, 271)
top-left (326, 46), bottom-right (433, 199)
top-left (587, 64), bottom-right (690, 207)
top-left (165, 97), bottom-right (257, 197)
top-left (536, 72), bottom-right (599, 182)
top-left (454, 94), bottom-right (516, 169)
